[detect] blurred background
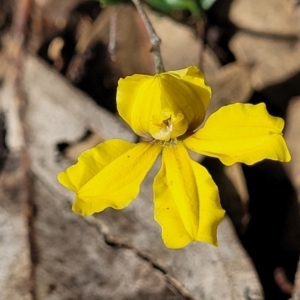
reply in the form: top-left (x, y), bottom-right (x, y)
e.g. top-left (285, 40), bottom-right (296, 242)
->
top-left (0, 0), bottom-right (300, 299)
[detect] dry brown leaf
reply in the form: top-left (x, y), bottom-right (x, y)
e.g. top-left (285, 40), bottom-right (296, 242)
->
top-left (224, 164), bottom-right (249, 205)
top-left (201, 46), bottom-right (221, 77)
top-left (111, 5), bottom-right (155, 76)
top-left (0, 153), bottom-right (33, 300)
top-left (67, 4), bottom-right (155, 82)
top-left (64, 131), bottom-right (104, 161)
top-left (294, 260), bottom-right (300, 299)
top-left (230, 0), bottom-right (298, 37)
top-left (34, 0), bottom-right (84, 29)
top-left (230, 32), bottom-right (300, 90)
top-left (206, 62), bottom-right (252, 115)
top-left (148, 9), bottom-right (221, 75)
top-left (284, 97), bottom-right (300, 195)
top-left (149, 11), bottom-right (200, 71)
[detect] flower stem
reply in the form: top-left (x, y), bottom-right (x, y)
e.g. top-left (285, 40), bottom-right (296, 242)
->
top-left (131, 0), bottom-right (165, 73)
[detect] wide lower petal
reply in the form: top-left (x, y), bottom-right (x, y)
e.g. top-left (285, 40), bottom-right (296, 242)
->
top-left (153, 143), bottom-right (225, 249)
top-left (184, 103), bottom-right (291, 166)
top-left (58, 139), bottom-right (161, 216)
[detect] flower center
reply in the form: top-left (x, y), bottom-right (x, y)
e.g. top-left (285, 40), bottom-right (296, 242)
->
top-left (149, 112), bottom-right (188, 142)
top-left (159, 118), bottom-right (174, 139)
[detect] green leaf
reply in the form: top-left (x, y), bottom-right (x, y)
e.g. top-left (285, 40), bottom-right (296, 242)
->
top-left (199, 0), bottom-right (217, 10)
top-left (99, 0), bottom-right (130, 5)
top-left (145, 0), bottom-right (201, 15)
top-left (97, 0), bottom-right (217, 13)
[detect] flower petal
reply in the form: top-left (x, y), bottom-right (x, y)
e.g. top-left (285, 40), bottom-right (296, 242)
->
top-left (58, 139), bottom-right (161, 216)
top-left (117, 66), bottom-right (211, 139)
top-left (153, 143), bottom-right (225, 249)
top-left (117, 74), bottom-right (160, 138)
top-left (184, 103), bottom-right (291, 165)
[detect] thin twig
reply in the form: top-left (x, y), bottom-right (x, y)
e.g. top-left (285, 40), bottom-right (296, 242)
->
top-left (131, 0), bottom-right (165, 73)
top-left (2, 0), bottom-right (36, 297)
top-left (108, 9), bottom-right (118, 60)
top-left (66, 7), bottom-right (112, 82)
top-left (2, 0), bottom-right (30, 151)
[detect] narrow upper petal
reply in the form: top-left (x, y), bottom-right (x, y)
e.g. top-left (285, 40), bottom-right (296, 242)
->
top-left (117, 66), bottom-right (211, 140)
top-left (153, 143), bottom-right (225, 249)
top-left (184, 103), bottom-right (291, 166)
top-left (58, 139), bottom-right (161, 216)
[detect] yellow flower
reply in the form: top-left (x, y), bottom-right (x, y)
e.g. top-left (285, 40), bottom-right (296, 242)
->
top-left (58, 66), bottom-right (291, 249)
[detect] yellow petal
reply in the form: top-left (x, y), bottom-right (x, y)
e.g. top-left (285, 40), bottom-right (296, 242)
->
top-left (184, 103), bottom-right (291, 166)
top-left (58, 139), bottom-right (161, 216)
top-left (116, 66), bottom-right (211, 140)
top-left (117, 74), bottom-right (158, 138)
top-left (153, 143), bottom-right (225, 249)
